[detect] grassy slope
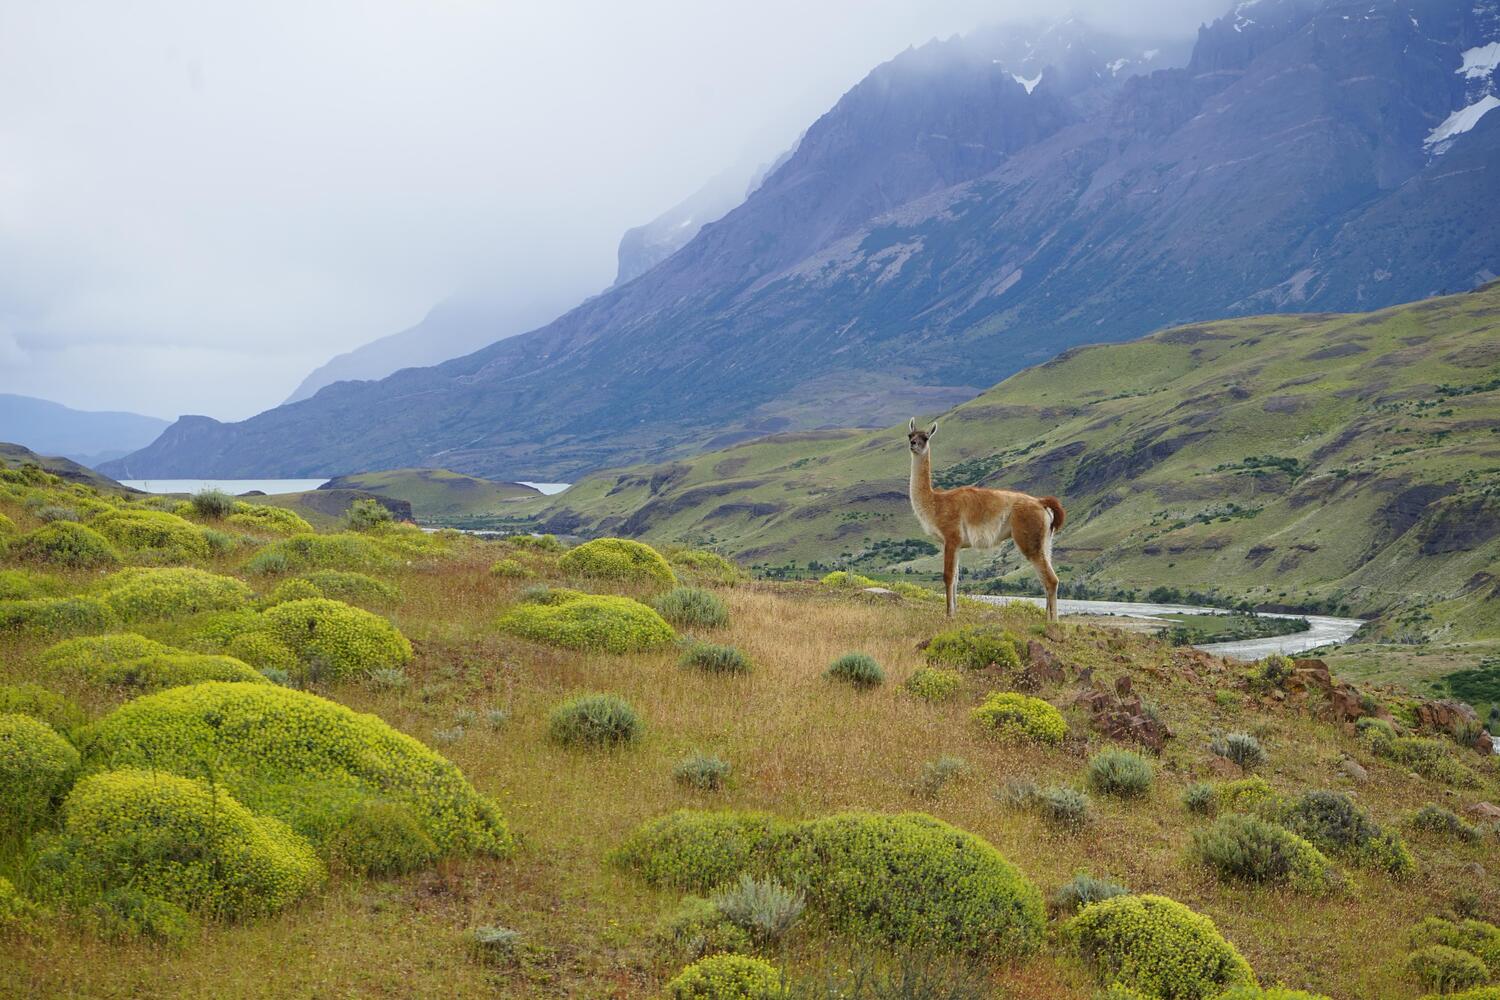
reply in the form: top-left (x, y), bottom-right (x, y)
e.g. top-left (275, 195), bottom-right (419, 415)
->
top-left (3, 531), bottom-right (1498, 997)
top-left (519, 286), bottom-right (1500, 641)
top-left (321, 468), bottom-right (540, 520)
top-left (0, 442), bottom-right (135, 494)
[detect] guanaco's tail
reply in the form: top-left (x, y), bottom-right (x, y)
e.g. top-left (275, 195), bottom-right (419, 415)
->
top-left (1040, 496), bottom-right (1065, 534)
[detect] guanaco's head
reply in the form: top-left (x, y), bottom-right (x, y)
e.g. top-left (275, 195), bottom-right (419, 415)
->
top-left (907, 417), bottom-right (938, 456)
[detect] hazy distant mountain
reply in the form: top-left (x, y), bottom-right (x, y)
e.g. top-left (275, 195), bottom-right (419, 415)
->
top-left (283, 287), bottom-right (589, 404)
top-left (614, 146), bottom-right (798, 287)
top-left (108, 1), bottom-right (1500, 482)
top-left (0, 394), bottom-right (169, 467)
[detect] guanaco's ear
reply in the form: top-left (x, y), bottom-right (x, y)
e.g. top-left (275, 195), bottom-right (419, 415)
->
top-left (908, 417), bottom-right (916, 433)
top-left (928, 421), bottom-right (939, 438)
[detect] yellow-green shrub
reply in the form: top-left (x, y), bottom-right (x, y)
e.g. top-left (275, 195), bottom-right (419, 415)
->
top-left (225, 502), bottom-right (313, 536)
top-left (1066, 893), bottom-right (1256, 999)
top-left (668, 548), bottom-right (744, 585)
top-left (35, 769), bottom-right (323, 920)
top-left (0, 876), bottom-right (45, 934)
top-left (0, 682), bottom-right (85, 731)
top-left (224, 631), bottom-right (299, 673)
top-left (100, 567), bottom-right (254, 621)
top-left (1407, 945), bottom-right (1487, 993)
top-left (926, 626), bottom-right (1025, 671)
top-left (90, 508), bottom-right (210, 561)
top-left (1409, 917), bottom-right (1500, 970)
top-left (0, 596), bottom-right (118, 635)
top-left (1421, 989), bottom-right (1500, 1000)
top-left (1210, 987), bottom-right (1329, 999)
top-left (559, 537), bottom-right (675, 589)
top-left (971, 692), bottom-right (1067, 744)
top-left (264, 577), bottom-right (322, 605)
top-left (0, 568), bottom-right (60, 599)
top-left (328, 800), bottom-right (438, 875)
top-left (261, 597), bottom-right (413, 679)
top-left (1192, 814), bottom-right (1335, 893)
top-left (0, 713), bottom-right (80, 836)
top-left (244, 533), bottom-right (396, 575)
top-left (0, 511), bottom-right (13, 536)
top-left (489, 558), bottom-right (534, 580)
top-left (497, 591), bottom-right (675, 653)
top-left (76, 682), bottom-right (512, 858)
top-left (904, 667), bottom-right (964, 701)
top-left (93, 652), bottom-right (268, 691)
top-left (664, 954), bottom-right (783, 999)
top-left (363, 522), bottom-right (450, 559)
top-left (617, 810), bottom-right (1044, 956)
top-left (9, 522), bottom-right (120, 568)
top-left (299, 570), bottom-right (398, 606)
top-left (42, 632), bottom-right (174, 676)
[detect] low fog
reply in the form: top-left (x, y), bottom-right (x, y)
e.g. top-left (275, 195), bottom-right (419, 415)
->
top-left (0, 0), bottom-right (1226, 422)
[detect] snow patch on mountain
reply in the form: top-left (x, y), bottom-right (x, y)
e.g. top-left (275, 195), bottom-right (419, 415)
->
top-left (1457, 41), bottom-right (1500, 79)
top-left (1424, 93), bottom-right (1500, 152)
top-left (1012, 71), bottom-right (1043, 93)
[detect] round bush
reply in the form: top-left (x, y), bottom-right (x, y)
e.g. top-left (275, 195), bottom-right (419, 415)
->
top-left (1191, 814), bottom-right (1335, 893)
top-left (548, 693), bottom-right (643, 747)
top-left (489, 558), bottom-right (534, 580)
top-left (1051, 873), bottom-right (1129, 915)
top-left (265, 577), bottom-right (322, 605)
top-left (618, 809), bottom-right (1045, 957)
top-left (1411, 804), bottom-right (1481, 842)
top-left (1276, 790), bottom-right (1414, 877)
top-left (188, 489), bottom-right (237, 518)
top-left (925, 626), bottom-right (1024, 671)
top-left (1421, 990), bottom-right (1500, 1000)
top-left (0, 713), bottom-right (81, 836)
top-left (225, 502), bottom-right (313, 536)
top-left (224, 631), bottom-right (300, 673)
top-left (244, 532), bottom-right (396, 575)
top-left (680, 643), bottom-right (753, 674)
top-left (0, 682), bottom-right (85, 732)
top-left (0, 875), bottom-right (44, 933)
top-left (665, 953), bottom-right (783, 999)
top-left (653, 586), bottom-right (730, 628)
top-left (615, 810), bottom-right (783, 889)
top-left (558, 537), bottom-right (676, 589)
top-left (88, 887), bottom-right (198, 946)
top-left (0, 511), bottom-right (13, 536)
top-left (1409, 917), bottom-right (1500, 970)
top-left (0, 568), bottom-right (58, 599)
top-left (91, 507), bottom-right (211, 560)
top-left (497, 592), bottom-right (675, 653)
top-left (655, 895), bottom-right (752, 962)
top-left (262, 597), bottom-right (413, 679)
top-left (9, 522), bottom-right (120, 568)
top-left (1210, 732), bottom-right (1268, 771)
top-left (972, 692), bottom-right (1067, 744)
top-left (825, 652), bottom-right (884, 688)
top-left (1066, 893), bottom-right (1256, 999)
top-left (1407, 945), bottom-right (1487, 993)
top-left (668, 548), bottom-right (742, 585)
top-left (1213, 989), bottom-right (1331, 1000)
top-left (298, 570), bottom-right (398, 606)
top-left (674, 753), bottom-right (732, 791)
top-left (94, 652), bottom-right (269, 691)
top-left (0, 596), bottom-right (118, 636)
top-left (36, 768), bottom-right (324, 919)
top-left (328, 799), bottom-right (439, 875)
top-left (75, 682), bottom-right (512, 858)
top-left (42, 632), bottom-right (173, 676)
top-left (904, 666), bottom-right (964, 701)
top-left (101, 567), bottom-right (254, 621)
top-left (1086, 750), bottom-right (1156, 798)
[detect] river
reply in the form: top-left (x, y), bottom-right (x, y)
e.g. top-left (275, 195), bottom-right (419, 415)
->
top-left (969, 595), bottom-right (1364, 659)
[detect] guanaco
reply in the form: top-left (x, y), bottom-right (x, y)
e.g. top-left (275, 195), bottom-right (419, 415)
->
top-left (907, 418), bottom-right (1066, 620)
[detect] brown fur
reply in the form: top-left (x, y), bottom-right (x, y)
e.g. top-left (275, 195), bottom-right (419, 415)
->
top-left (907, 419), bottom-right (1065, 620)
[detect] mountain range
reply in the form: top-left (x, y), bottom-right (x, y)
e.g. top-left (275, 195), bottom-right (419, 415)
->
top-left (104, 0), bottom-right (1500, 482)
top-left (516, 282), bottom-right (1500, 640)
top-left (0, 394), bottom-right (169, 468)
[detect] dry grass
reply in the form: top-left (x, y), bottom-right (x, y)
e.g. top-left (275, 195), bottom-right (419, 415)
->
top-left (2, 542), bottom-right (1497, 998)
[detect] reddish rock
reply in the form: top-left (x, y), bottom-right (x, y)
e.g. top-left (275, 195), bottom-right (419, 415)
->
top-left (1415, 699), bottom-right (1479, 733)
top-left (1468, 802), bottom-right (1500, 822)
top-left (1115, 675), bottom-right (1133, 697)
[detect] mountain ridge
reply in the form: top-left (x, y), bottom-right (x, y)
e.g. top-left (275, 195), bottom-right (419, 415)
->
top-left (104, 0), bottom-right (1500, 482)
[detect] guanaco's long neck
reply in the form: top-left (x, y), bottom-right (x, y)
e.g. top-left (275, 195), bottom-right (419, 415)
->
top-left (910, 449), bottom-right (936, 509)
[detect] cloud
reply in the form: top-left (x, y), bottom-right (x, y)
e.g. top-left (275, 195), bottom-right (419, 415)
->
top-left (0, 0), bottom-right (1226, 421)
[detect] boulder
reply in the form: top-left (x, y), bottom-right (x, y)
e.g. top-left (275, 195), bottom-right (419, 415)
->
top-left (1339, 758), bottom-right (1369, 784)
top-left (1467, 802), bottom-right (1500, 822)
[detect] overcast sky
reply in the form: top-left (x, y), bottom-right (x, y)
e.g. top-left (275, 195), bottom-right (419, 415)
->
top-left (0, 1), bottom-right (1224, 422)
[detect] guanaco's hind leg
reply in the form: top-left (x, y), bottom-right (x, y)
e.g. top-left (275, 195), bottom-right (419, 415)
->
top-left (1014, 506), bottom-right (1059, 622)
top-left (942, 541), bottom-right (959, 618)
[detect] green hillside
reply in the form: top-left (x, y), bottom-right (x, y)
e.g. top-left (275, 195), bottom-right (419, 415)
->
top-left (518, 285), bottom-right (1500, 649)
top-left (321, 468), bottom-right (539, 521)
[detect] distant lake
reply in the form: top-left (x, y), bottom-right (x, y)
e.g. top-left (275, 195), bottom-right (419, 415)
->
top-left (519, 482), bottom-right (570, 496)
top-left (119, 478), bottom-right (330, 495)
